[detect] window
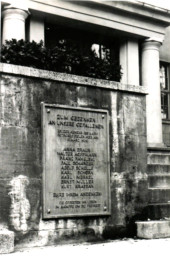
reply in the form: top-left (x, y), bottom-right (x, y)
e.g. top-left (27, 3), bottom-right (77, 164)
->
top-left (160, 62), bottom-right (169, 120)
top-left (44, 22), bottom-right (121, 81)
top-left (45, 23), bottom-right (119, 64)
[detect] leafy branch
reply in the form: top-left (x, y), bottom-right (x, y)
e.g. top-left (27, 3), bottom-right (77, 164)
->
top-left (1, 39), bottom-right (122, 81)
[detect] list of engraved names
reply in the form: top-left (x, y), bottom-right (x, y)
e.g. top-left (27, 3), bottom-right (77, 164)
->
top-left (43, 106), bottom-right (110, 218)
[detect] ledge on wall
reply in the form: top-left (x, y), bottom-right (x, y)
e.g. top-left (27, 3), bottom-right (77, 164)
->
top-left (0, 63), bottom-right (147, 95)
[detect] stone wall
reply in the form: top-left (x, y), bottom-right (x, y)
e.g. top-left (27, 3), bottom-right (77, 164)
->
top-left (0, 63), bottom-right (148, 248)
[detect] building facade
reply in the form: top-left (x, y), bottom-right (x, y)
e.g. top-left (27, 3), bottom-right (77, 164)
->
top-left (1, 0), bottom-right (170, 251)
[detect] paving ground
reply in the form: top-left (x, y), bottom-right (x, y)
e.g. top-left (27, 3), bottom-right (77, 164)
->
top-left (2, 238), bottom-right (170, 256)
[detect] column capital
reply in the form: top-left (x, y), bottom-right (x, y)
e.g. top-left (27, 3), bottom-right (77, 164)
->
top-left (3, 0), bottom-right (29, 12)
top-left (2, 4), bottom-right (30, 20)
top-left (142, 37), bottom-right (163, 51)
top-left (2, 4), bottom-right (30, 43)
top-left (144, 37), bottom-right (163, 44)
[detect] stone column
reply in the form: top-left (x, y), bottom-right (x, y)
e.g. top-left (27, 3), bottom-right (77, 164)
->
top-left (2, 5), bottom-right (29, 44)
top-left (120, 38), bottom-right (139, 85)
top-left (29, 16), bottom-right (45, 43)
top-left (142, 38), bottom-right (164, 148)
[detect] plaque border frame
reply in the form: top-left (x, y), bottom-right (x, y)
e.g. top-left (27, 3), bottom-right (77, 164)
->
top-left (41, 103), bottom-right (111, 219)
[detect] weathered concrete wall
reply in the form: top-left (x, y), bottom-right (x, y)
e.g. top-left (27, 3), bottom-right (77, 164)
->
top-left (0, 64), bottom-right (148, 248)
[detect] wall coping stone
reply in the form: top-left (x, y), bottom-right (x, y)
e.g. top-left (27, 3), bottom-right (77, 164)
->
top-left (0, 63), bottom-right (147, 95)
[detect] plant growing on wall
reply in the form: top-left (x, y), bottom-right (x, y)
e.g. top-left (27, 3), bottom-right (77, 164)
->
top-left (1, 39), bottom-right (122, 81)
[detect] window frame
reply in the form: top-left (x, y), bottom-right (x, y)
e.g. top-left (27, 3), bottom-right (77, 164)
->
top-left (160, 61), bottom-right (170, 120)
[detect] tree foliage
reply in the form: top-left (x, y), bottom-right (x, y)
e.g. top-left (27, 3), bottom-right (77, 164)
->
top-left (1, 39), bottom-right (122, 81)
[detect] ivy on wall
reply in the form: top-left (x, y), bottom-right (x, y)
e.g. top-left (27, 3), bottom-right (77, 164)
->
top-left (1, 39), bottom-right (122, 81)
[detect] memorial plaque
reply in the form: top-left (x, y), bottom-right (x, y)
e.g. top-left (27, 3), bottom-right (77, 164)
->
top-left (42, 104), bottom-right (110, 218)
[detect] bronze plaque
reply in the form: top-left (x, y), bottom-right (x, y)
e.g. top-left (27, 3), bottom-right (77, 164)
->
top-left (42, 104), bottom-right (110, 218)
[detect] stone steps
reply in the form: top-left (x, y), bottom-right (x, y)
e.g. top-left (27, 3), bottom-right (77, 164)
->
top-left (147, 203), bottom-right (170, 220)
top-left (147, 153), bottom-right (170, 220)
top-left (148, 176), bottom-right (170, 188)
top-left (148, 164), bottom-right (170, 175)
top-left (136, 150), bottom-right (170, 238)
top-left (148, 188), bottom-right (170, 203)
top-left (148, 153), bottom-right (170, 165)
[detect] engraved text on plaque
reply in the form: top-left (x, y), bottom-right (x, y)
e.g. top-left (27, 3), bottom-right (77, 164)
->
top-left (42, 104), bottom-right (110, 218)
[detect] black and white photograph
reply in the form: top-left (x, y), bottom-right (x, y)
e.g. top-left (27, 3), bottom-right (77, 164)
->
top-left (1, 0), bottom-right (170, 255)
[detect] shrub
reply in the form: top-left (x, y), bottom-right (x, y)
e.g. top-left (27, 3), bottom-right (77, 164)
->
top-left (1, 39), bottom-right (122, 81)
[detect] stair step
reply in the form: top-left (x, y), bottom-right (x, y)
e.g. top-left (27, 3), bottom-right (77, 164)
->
top-left (149, 176), bottom-right (170, 188)
top-left (147, 152), bottom-right (170, 220)
top-left (147, 203), bottom-right (170, 220)
top-left (148, 153), bottom-right (170, 165)
top-left (148, 202), bottom-right (170, 205)
top-left (148, 164), bottom-right (170, 175)
top-left (136, 220), bottom-right (170, 239)
top-left (149, 188), bottom-right (170, 203)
